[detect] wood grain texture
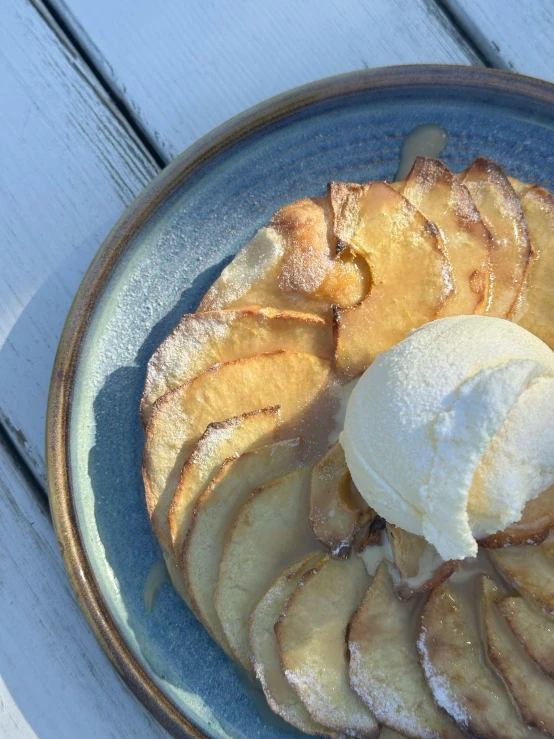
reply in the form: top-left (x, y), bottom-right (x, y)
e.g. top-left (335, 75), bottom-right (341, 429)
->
top-left (50, 0), bottom-right (480, 161)
top-left (0, 0), bottom-right (158, 484)
top-left (443, 0), bottom-right (554, 78)
top-left (0, 2), bottom-right (482, 735)
top-left (0, 434), bottom-right (168, 738)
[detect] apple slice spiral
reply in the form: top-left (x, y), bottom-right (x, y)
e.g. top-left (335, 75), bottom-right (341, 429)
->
top-left (140, 155), bottom-right (554, 738)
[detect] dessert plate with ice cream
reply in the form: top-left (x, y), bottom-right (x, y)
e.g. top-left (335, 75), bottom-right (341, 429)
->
top-left (48, 66), bottom-right (554, 738)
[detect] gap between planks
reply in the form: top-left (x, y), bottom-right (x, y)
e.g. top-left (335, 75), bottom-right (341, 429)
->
top-left (0, 431), bottom-right (169, 738)
top-left (33, 0), bottom-right (166, 168)
top-left (1, 0), bottom-right (487, 495)
top-left (0, 0), bottom-right (159, 489)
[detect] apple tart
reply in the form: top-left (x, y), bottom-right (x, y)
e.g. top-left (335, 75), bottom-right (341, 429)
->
top-left (142, 156), bottom-right (554, 738)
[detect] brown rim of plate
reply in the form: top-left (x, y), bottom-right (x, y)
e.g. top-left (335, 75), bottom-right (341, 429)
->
top-left (46, 65), bottom-right (554, 738)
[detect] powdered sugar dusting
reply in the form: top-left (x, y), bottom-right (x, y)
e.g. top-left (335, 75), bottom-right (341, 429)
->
top-left (441, 258), bottom-right (454, 299)
top-left (451, 177), bottom-right (482, 225)
top-left (283, 668), bottom-right (375, 737)
top-left (189, 415), bottom-right (242, 467)
top-left (417, 628), bottom-right (468, 727)
top-left (200, 226), bottom-right (284, 309)
top-left (144, 312), bottom-right (234, 415)
top-left (279, 239), bottom-right (329, 294)
top-left (350, 661), bottom-right (422, 738)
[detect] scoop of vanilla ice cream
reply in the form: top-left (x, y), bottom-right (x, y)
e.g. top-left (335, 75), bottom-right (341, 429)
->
top-left (340, 315), bottom-right (554, 561)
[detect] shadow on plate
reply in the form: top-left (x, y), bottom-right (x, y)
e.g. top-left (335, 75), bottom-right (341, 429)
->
top-left (88, 256), bottom-right (304, 737)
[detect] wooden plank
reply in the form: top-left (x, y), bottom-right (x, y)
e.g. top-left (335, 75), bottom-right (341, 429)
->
top-left (0, 0), bottom-right (480, 484)
top-left (0, 433), bottom-right (168, 738)
top-left (442, 0), bottom-right (554, 79)
top-left (0, 0), bottom-right (158, 484)
top-left (50, 0), bottom-right (480, 161)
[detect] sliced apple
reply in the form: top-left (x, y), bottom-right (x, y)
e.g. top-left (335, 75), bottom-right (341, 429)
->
top-left (141, 307), bottom-right (333, 425)
top-left (214, 467), bottom-right (319, 671)
top-left (515, 185), bottom-right (554, 350)
top-left (482, 575), bottom-right (554, 736)
top-left (387, 525), bottom-right (458, 599)
top-left (198, 227), bottom-right (286, 311)
top-left (309, 442), bottom-right (374, 557)
top-left (418, 580), bottom-right (527, 738)
top-left (401, 157), bottom-right (492, 316)
top-left (169, 407), bottom-right (280, 562)
top-left (331, 179), bottom-right (452, 377)
top-left (143, 350), bottom-right (331, 549)
top-left (349, 563), bottom-right (462, 738)
top-left (276, 554), bottom-right (379, 737)
top-left (478, 483), bottom-right (554, 548)
top-left (249, 553), bottom-right (334, 736)
top-left (273, 196), bottom-right (370, 307)
top-left (162, 550), bottom-right (196, 612)
top-left (498, 595), bottom-right (554, 680)
top-left (181, 438), bottom-right (302, 650)
top-left (509, 176), bottom-right (534, 197)
top-left (387, 525), bottom-right (426, 578)
top-left (489, 541), bottom-right (554, 615)
top-left (199, 198), bottom-right (370, 317)
top-left (460, 157), bottom-right (533, 319)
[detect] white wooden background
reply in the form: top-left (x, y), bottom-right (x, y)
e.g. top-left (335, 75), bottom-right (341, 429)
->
top-left (0, 0), bottom-right (550, 735)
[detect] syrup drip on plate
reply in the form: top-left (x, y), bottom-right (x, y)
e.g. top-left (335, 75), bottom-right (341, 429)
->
top-left (395, 124), bottom-right (449, 180)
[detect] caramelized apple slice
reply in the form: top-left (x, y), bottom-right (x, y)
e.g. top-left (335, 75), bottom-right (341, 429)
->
top-left (349, 563), bottom-right (463, 738)
top-left (310, 442), bottom-right (374, 557)
top-left (499, 595), bottom-right (554, 680)
top-left (515, 186), bottom-right (554, 349)
top-left (199, 198), bottom-right (370, 316)
top-left (460, 157), bottom-right (533, 319)
top-left (143, 350), bottom-right (331, 549)
top-left (331, 180), bottom-right (451, 377)
top-left (181, 438), bottom-right (302, 650)
top-left (478, 483), bottom-right (554, 548)
top-left (249, 553), bottom-right (335, 737)
top-left (482, 576), bottom-right (554, 736)
top-left (509, 176), bottom-right (534, 197)
top-left (141, 307), bottom-right (333, 424)
top-left (387, 525), bottom-right (459, 599)
top-left (215, 467), bottom-right (319, 671)
top-left (276, 555), bottom-right (378, 737)
top-left (401, 157), bottom-right (492, 316)
top-left (273, 196), bottom-right (370, 308)
top-left (169, 407), bottom-right (280, 560)
top-left (418, 581), bottom-right (527, 738)
top-left (489, 541), bottom-right (554, 615)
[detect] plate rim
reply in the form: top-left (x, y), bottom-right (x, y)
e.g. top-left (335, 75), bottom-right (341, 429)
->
top-left (46, 64), bottom-right (554, 738)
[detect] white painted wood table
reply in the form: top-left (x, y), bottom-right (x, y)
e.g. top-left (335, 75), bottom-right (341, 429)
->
top-left (0, 0), bottom-right (551, 735)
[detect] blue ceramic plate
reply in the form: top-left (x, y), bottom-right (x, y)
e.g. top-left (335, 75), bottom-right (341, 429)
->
top-left (47, 66), bottom-right (554, 738)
